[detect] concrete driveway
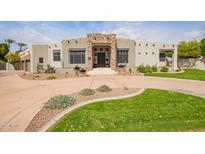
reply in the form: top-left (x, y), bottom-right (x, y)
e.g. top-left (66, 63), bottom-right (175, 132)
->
top-left (0, 74), bottom-right (205, 132)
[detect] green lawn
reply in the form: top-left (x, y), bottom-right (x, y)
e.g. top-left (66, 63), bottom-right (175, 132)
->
top-left (50, 89), bottom-right (205, 132)
top-left (145, 69), bottom-right (205, 81)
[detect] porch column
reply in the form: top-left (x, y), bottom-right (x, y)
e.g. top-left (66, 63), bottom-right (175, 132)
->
top-left (172, 45), bottom-right (178, 70)
top-left (24, 60), bottom-right (26, 71)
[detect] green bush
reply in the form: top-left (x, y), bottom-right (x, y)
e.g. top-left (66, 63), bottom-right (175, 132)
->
top-left (137, 64), bottom-right (146, 73)
top-left (47, 75), bottom-right (57, 80)
top-left (44, 95), bottom-right (76, 109)
top-left (80, 88), bottom-right (95, 96)
top-left (151, 65), bottom-right (158, 72)
top-left (96, 85), bottom-right (112, 92)
top-left (45, 64), bottom-right (55, 74)
top-left (145, 65), bottom-right (153, 73)
top-left (160, 66), bottom-right (169, 72)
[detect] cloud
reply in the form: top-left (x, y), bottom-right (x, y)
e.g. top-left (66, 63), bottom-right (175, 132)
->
top-left (101, 22), bottom-right (142, 39)
top-left (1, 21), bottom-right (205, 48)
top-left (184, 30), bottom-right (205, 39)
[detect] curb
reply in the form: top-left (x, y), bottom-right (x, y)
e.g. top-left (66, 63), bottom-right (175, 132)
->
top-left (39, 88), bottom-right (145, 132)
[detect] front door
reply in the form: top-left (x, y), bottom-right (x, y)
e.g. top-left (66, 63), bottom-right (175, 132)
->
top-left (97, 53), bottom-right (106, 67)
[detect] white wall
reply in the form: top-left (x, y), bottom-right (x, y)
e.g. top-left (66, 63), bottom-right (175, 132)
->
top-left (48, 43), bottom-right (62, 68)
top-left (135, 40), bottom-right (177, 69)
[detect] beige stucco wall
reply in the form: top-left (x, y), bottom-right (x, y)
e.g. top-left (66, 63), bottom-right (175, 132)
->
top-left (62, 38), bottom-right (87, 68)
top-left (116, 38), bottom-right (136, 68)
top-left (25, 34), bottom-right (178, 73)
top-left (32, 45), bottom-right (49, 72)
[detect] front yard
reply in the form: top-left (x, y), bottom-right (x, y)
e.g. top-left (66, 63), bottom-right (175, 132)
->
top-left (50, 89), bottom-right (205, 132)
top-left (145, 69), bottom-right (205, 81)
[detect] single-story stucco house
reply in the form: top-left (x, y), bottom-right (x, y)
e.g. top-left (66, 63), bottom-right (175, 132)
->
top-left (19, 33), bottom-right (178, 73)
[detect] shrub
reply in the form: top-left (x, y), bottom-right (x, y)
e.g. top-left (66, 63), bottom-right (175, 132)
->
top-left (151, 65), bottom-right (158, 72)
top-left (123, 86), bottom-right (128, 90)
top-left (34, 75), bottom-right (40, 78)
top-left (160, 66), bottom-right (169, 72)
top-left (137, 64), bottom-right (146, 73)
top-left (145, 65), bottom-right (153, 73)
top-left (73, 65), bottom-right (81, 70)
top-left (128, 68), bottom-right (132, 74)
top-left (47, 75), bottom-right (57, 80)
top-left (36, 64), bottom-right (42, 74)
top-left (45, 64), bottom-right (55, 74)
top-left (80, 88), bottom-right (95, 96)
top-left (96, 85), bottom-right (112, 92)
top-left (79, 68), bottom-right (87, 73)
top-left (44, 95), bottom-right (76, 109)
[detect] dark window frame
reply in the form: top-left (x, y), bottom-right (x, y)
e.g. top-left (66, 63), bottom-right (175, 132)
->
top-left (159, 52), bottom-right (166, 62)
top-left (117, 49), bottom-right (128, 63)
top-left (53, 50), bottom-right (61, 61)
top-left (39, 57), bottom-right (43, 63)
top-left (69, 50), bottom-right (85, 64)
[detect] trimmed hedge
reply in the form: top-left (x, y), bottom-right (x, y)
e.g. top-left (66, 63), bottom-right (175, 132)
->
top-left (137, 64), bottom-right (158, 73)
top-left (160, 66), bottom-right (169, 72)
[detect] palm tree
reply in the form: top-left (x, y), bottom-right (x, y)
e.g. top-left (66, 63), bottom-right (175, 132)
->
top-left (16, 42), bottom-right (27, 52)
top-left (4, 38), bottom-right (16, 50)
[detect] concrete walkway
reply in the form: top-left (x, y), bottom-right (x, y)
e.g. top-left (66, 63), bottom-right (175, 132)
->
top-left (0, 74), bottom-right (205, 132)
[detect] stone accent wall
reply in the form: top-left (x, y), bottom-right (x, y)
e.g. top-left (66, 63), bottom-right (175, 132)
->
top-left (178, 57), bottom-right (205, 70)
top-left (87, 33), bottom-right (116, 70)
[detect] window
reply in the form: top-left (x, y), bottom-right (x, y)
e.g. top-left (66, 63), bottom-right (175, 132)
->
top-left (145, 52), bottom-right (148, 55)
top-left (53, 50), bottom-right (61, 61)
top-left (159, 52), bottom-right (166, 62)
top-left (39, 57), bottom-right (43, 63)
top-left (146, 44), bottom-right (148, 47)
top-left (163, 45), bottom-right (165, 48)
top-left (94, 48), bottom-right (97, 51)
top-left (106, 48), bottom-right (108, 51)
top-left (117, 50), bottom-right (128, 63)
top-left (70, 50), bottom-right (85, 64)
top-left (153, 44), bottom-right (155, 47)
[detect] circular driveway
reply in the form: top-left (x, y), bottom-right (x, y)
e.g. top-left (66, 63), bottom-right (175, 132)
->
top-left (0, 74), bottom-right (205, 132)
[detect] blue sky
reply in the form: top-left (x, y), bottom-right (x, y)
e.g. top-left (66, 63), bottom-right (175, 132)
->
top-left (1, 21), bottom-right (205, 51)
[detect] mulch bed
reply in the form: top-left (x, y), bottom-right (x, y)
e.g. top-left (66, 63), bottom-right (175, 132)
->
top-left (25, 88), bottom-right (141, 132)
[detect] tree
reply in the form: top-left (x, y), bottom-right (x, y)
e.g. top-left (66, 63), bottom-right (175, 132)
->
top-left (5, 52), bottom-right (20, 70)
top-left (16, 42), bottom-right (27, 52)
top-left (0, 43), bottom-right (9, 62)
top-left (178, 41), bottom-right (201, 58)
top-left (200, 38), bottom-right (205, 57)
top-left (4, 38), bottom-right (16, 50)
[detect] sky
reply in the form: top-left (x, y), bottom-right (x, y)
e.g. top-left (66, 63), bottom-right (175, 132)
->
top-left (1, 21), bottom-right (205, 51)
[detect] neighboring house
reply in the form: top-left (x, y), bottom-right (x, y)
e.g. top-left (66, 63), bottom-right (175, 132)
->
top-left (19, 33), bottom-right (178, 73)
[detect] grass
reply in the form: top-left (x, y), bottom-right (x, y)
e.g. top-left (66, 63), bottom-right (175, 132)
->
top-left (50, 89), bottom-right (205, 132)
top-left (47, 75), bottom-right (57, 80)
top-left (145, 69), bottom-right (205, 81)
